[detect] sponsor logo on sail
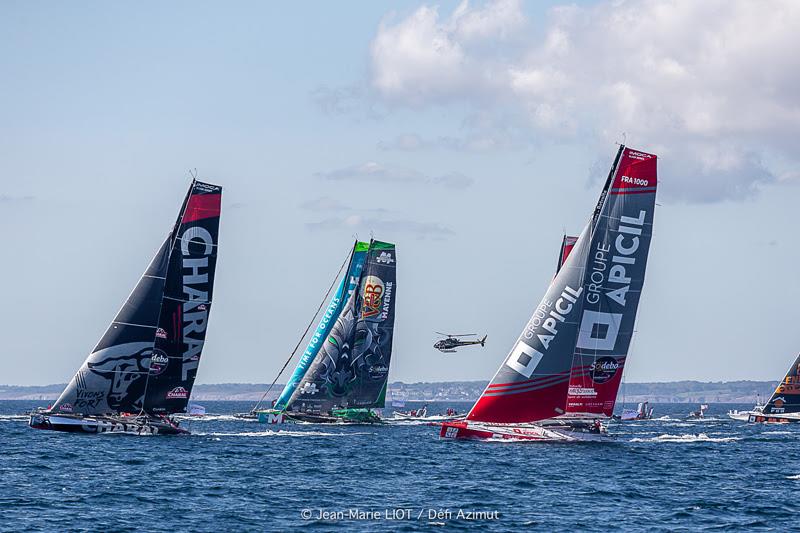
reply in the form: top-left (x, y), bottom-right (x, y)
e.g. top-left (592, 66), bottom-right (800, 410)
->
top-left (361, 276), bottom-right (385, 318)
top-left (568, 387), bottom-right (597, 397)
top-left (149, 350), bottom-right (169, 376)
top-left (376, 252), bottom-right (394, 265)
top-left (179, 219), bottom-right (215, 381)
top-left (299, 382), bottom-right (318, 395)
top-left (369, 364), bottom-right (388, 373)
top-left (155, 327), bottom-right (167, 339)
top-left (59, 403), bottom-right (73, 412)
top-left (166, 386), bottom-right (188, 399)
top-left (589, 357), bottom-right (620, 384)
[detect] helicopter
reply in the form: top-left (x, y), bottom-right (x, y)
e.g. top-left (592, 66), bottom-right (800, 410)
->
top-left (434, 332), bottom-right (487, 353)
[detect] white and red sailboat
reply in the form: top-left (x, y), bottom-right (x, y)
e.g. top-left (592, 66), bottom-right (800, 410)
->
top-left (441, 145), bottom-right (658, 441)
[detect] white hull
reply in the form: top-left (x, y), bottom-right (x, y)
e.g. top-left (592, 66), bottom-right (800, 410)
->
top-left (440, 420), bottom-right (609, 442)
top-left (392, 411), bottom-right (464, 423)
top-left (727, 410), bottom-right (751, 421)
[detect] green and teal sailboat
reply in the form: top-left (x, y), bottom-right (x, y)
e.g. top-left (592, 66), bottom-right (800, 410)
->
top-left (249, 240), bottom-right (398, 424)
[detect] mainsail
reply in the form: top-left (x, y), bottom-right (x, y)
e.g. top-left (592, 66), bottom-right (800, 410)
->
top-left (762, 354), bottom-right (800, 415)
top-left (144, 181), bottom-right (222, 414)
top-left (467, 146), bottom-right (657, 424)
top-left (273, 241), bottom-right (369, 410)
top-left (50, 180), bottom-right (222, 416)
top-left (287, 240), bottom-right (397, 413)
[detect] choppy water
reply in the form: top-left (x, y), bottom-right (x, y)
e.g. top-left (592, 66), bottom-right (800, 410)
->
top-left (2, 400), bottom-right (798, 532)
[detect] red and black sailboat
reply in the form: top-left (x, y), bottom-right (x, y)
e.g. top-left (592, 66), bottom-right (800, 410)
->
top-left (29, 180), bottom-right (222, 435)
top-left (441, 146), bottom-right (657, 441)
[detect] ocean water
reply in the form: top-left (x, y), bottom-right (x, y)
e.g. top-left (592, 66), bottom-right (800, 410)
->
top-left (1, 400), bottom-right (798, 532)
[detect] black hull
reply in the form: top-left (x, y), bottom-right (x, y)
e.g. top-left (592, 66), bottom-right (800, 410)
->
top-left (29, 413), bottom-right (189, 435)
top-left (285, 412), bottom-right (383, 425)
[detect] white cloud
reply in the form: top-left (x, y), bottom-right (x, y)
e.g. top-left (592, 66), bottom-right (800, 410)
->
top-left (315, 162), bottom-right (474, 190)
top-left (370, 0), bottom-right (524, 105)
top-left (299, 196), bottom-right (349, 212)
top-left (367, 0), bottom-right (800, 202)
top-left (306, 215), bottom-right (455, 239)
top-left (0, 194), bottom-right (35, 203)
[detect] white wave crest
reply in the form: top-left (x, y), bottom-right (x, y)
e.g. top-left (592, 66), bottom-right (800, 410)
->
top-left (196, 430), bottom-right (375, 438)
top-left (174, 414), bottom-right (255, 422)
top-left (786, 474), bottom-right (800, 480)
top-left (630, 433), bottom-right (740, 443)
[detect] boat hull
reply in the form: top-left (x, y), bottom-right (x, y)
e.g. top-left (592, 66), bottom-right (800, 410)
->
top-left (392, 412), bottom-right (464, 423)
top-left (747, 412), bottom-right (800, 423)
top-left (255, 409), bottom-right (383, 424)
top-left (256, 410), bottom-right (288, 424)
top-left (439, 420), bottom-right (608, 442)
top-left (29, 413), bottom-right (189, 435)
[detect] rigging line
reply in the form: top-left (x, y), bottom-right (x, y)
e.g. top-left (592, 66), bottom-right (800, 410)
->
top-left (251, 246), bottom-right (353, 413)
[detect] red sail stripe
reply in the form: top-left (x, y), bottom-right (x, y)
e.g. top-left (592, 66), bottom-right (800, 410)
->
top-left (485, 371), bottom-right (571, 393)
top-left (468, 380), bottom-right (570, 423)
top-left (481, 376), bottom-right (570, 397)
top-left (482, 377), bottom-right (570, 397)
top-left (183, 193), bottom-right (221, 224)
top-left (487, 369), bottom-right (571, 389)
top-left (610, 189), bottom-right (657, 196)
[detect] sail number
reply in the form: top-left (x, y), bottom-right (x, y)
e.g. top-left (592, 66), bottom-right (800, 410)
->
top-left (621, 175), bottom-right (649, 187)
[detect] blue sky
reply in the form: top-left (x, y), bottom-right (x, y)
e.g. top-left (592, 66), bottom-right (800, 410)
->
top-left (2, 0), bottom-right (799, 385)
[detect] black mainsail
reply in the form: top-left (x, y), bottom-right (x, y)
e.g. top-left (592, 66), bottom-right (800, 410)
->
top-left (32, 180), bottom-right (222, 434)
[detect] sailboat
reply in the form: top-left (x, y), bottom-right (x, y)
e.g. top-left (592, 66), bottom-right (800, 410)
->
top-left (441, 145), bottom-right (657, 441)
top-left (256, 240), bottom-right (397, 424)
top-left (729, 354), bottom-right (800, 423)
top-left (236, 240), bottom-right (370, 421)
top-left (29, 180), bottom-right (222, 435)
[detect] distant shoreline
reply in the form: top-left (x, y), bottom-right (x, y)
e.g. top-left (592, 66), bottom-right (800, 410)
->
top-left (0, 380), bottom-right (776, 403)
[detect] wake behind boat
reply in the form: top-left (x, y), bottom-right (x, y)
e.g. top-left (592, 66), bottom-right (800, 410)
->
top-left (29, 179), bottom-right (222, 435)
top-left (440, 145), bottom-right (657, 442)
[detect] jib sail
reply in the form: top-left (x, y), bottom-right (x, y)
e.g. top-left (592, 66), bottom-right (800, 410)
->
top-left (144, 181), bottom-right (222, 414)
top-left (50, 236), bottom-right (172, 415)
top-left (273, 241), bottom-right (369, 410)
top-left (467, 146), bottom-right (657, 424)
top-left (287, 240), bottom-right (397, 413)
top-left (762, 354), bottom-right (800, 415)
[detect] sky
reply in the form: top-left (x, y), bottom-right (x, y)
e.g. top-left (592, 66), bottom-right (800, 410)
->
top-left (2, 0), bottom-right (800, 386)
